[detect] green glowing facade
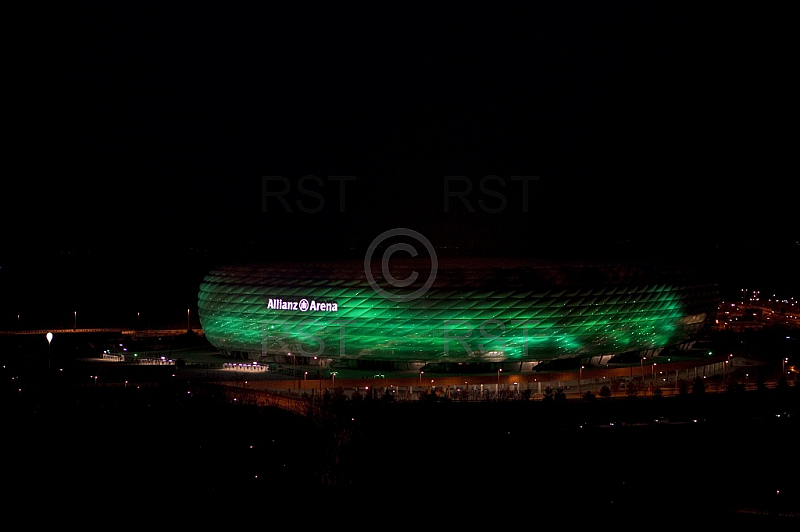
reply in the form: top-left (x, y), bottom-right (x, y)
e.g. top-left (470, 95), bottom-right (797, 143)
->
top-left (197, 258), bottom-right (718, 364)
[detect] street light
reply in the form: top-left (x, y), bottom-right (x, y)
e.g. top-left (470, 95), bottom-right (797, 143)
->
top-left (579, 365), bottom-right (584, 396)
top-left (187, 308), bottom-right (191, 331)
top-left (641, 356), bottom-right (646, 382)
top-left (497, 367), bottom-right (502, 395)
top-left (419, 370), bottom-right (423, 385)
top-left (650, 363), bottom-right (658, 395)
top-left (74, 311), bottom-right (77, 330)
top-left (46, 332), bottom-right (53, 369)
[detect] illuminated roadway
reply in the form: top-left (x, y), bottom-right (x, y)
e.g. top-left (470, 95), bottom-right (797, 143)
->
top-left (0, 328), bottom-right (199, 336)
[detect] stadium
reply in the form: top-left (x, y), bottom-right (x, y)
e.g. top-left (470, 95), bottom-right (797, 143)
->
top-left (197, 257), bottom-right (719, 373)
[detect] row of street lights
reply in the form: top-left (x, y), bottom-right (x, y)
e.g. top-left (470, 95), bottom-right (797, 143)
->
top-left (16, 309), bottom-right (196, 331)
top-left (414, 368), bottom-right (506, 395)
top-left (417, 367), bottom-right (507, 394)
top-left (137, 308), bottom-right (194, 330)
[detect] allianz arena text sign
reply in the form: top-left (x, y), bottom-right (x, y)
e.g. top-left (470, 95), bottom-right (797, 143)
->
top-left (267, 298), bottom-right (339, 312)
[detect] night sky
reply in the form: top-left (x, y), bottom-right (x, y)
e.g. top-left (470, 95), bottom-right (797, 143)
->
top-left (3, 3), bottom-right (796, 328)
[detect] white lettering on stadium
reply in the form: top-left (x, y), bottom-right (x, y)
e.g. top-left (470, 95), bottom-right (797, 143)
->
top-left (267, 298), bottom-right (338, 312)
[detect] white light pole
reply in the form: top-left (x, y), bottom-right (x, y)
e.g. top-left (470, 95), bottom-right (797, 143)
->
top-left (74, 311), bottom-right (77, 330)
top-left (187, 308), bottom-right (190, 331)
top-left (497, 367), bottom-right (502, 395)
top-left (46, 332), bottom-right (53, 369)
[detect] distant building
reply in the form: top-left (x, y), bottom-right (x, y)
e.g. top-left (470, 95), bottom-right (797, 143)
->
top-left (198, 258), bottom-right (718, 369)
top-left (718, 306), bottom-right (764, 331)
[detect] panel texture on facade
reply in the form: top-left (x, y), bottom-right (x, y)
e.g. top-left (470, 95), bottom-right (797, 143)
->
top-left (197, 258), bottom-right (718, 363)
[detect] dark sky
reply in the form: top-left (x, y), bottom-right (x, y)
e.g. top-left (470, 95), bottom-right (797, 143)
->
top-left (2, 3), bottom-right (797, 326)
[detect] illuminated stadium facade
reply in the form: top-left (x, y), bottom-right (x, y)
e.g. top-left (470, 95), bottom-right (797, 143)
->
top-left (197, 258), bottom-right (719, 370)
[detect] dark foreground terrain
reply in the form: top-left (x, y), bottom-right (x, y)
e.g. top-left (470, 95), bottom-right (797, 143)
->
top-left (2, 328), bottom-right (798, 525)
top-left (2, 357), bottom-right (798, 525)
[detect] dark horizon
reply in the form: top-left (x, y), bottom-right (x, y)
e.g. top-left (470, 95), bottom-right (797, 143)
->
top-left (3, 3), bottom-right (797, 329)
